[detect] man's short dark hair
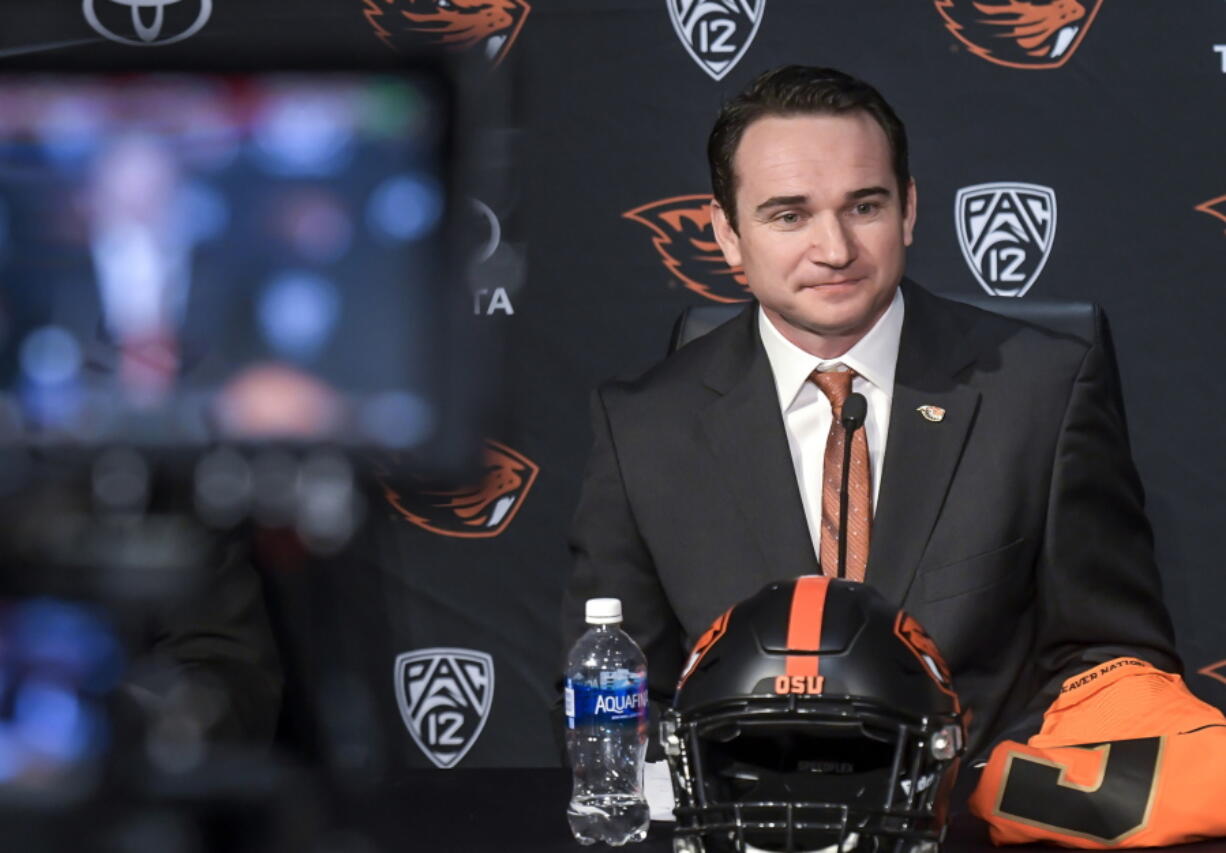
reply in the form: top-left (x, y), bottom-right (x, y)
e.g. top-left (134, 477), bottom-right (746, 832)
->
top-left (708, 65), bottom-right (910, 232)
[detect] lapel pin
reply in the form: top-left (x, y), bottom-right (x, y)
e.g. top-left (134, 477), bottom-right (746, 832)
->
top-left (917, 405), bottom-right (946, 423)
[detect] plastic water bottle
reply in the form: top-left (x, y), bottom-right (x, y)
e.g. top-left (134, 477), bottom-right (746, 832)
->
top-left (565, 598), bottom-right (650, 846)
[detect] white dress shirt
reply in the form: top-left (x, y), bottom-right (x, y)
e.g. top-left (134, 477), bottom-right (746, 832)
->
top-left (757, 288), bottom-right (904, 561)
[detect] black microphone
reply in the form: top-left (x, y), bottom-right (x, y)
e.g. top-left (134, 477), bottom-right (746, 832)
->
top-left (837, 392), bottom-right (868, 579)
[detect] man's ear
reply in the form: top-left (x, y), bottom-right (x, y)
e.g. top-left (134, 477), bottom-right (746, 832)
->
top-left (710, 200), bottom-right (743, 268)
top-left (903, 179), bottom-right (917, 248)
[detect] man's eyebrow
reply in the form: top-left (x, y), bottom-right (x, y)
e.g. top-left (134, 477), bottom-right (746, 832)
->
top-left (753, 195), bottom-right (808, 216)
top-left (849, 186), bottom-right (892, 200)
top-left (753, 187), bottom-right (893, 216)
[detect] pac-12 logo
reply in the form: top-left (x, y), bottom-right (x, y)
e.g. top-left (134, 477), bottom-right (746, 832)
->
top-left (380, 439), bottom-right (539, 539)
top-left (624, 194), bottom-right (748, 303)
top-left (394, 648), bottom-right (494, 769)
top-left (83, 0), bottom-right (212, 46)
top-left (361, 0), bottom-right (531, 66)
top-left (667, 0), bottom-right (766, 82)
top-left (935, 0), bottom-right (1103, 70)
top-left (955, 182), bottom-right (1057, 297)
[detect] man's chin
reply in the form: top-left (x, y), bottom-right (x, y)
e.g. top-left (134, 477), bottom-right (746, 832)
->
top-left (764, 298), bottom-right (891, 356)
top-left (787, 309), bottom-right (878, 340)
top-left (800, 287), bottom-right (895, 330)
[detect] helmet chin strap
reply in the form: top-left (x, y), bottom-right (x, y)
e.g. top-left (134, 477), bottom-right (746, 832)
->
top-left (742, 830), bottom-right (860, 853)
top-left (741, 836), bottom-right (943, 853)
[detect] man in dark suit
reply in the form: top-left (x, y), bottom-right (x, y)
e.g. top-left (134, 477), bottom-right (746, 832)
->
top-left (562, 65), bottom-right (1179, 760)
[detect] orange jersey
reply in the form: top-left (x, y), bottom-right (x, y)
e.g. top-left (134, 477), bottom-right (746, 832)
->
top-left (969, 657), bottom-right (1226, 847)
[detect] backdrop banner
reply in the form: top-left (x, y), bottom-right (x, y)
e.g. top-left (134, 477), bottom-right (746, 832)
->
top-left (0, 0), bottom-right (1222, 770)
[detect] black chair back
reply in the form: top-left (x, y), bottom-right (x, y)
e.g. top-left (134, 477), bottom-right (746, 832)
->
top-left (667, 292), bottom-right (1128, 433)
top-left (668, 293), bottom-right (1101, 353)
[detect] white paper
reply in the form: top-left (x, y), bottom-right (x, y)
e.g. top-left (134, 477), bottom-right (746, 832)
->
top-left (644, 760), bottom-right (676, 822)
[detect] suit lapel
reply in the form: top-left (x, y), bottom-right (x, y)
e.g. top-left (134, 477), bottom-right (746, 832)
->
top-left (698, 307), bottom-right (819, 586)
top-left (868, 282), bottom-right (981, 606)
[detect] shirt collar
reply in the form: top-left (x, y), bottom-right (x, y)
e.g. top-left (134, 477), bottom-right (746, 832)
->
top-left (758, 286), bottom-right (905, 411)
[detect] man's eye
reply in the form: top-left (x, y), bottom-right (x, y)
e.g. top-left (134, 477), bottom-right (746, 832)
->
top-left (775, 212), bottom-right (802, 224)
top-left (853, 202), bottom-right (880, 215)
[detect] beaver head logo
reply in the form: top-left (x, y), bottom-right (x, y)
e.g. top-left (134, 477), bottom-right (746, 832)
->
top-left (624, 195), bottom-right (749, 304)
top-left (1196, 195), bottom-right (1226, 233)
top-left (678, 609), bottom-right (731, 688)
top-left (895, 611), bottom-right (959, 707)
top-left (362, 0), bottom-right (531, 65)
top-left (381, 439), bottom-right (539, 538)
top-left (935, 0), bottom-right (1104, 69)
top-left (1199, 659), bottom-right (1226, 687)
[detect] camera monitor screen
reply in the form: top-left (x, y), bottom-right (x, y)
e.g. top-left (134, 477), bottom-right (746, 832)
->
top-left (0, 70), bottom-right (467, 453)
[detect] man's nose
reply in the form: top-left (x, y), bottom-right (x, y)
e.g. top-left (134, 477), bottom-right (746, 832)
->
top-left (806, 214), bottom-right (855, 268)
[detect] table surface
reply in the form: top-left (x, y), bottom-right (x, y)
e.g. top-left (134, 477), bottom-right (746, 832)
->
top-left (392, 768), bottom-right (1226, 853)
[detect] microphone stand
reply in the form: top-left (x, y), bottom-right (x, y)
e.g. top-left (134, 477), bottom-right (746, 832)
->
top-left (838, 392), bottom-right (868, 579)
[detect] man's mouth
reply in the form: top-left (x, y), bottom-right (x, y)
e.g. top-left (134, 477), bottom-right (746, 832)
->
top-left (803, 278), bottom-right (861, 288)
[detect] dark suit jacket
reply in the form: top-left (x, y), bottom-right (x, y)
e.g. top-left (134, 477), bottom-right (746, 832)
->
top-left (562, 279), bottom-right (1179, 759)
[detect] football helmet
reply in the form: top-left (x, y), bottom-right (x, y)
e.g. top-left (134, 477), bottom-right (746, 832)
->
top-left (662, 576), bottom-right (964, 853)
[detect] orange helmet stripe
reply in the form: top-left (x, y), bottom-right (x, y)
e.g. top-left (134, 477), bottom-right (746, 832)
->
top-left (786, 575), bottom-right (830, 678)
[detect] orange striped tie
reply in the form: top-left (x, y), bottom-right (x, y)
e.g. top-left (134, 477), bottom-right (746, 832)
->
top-left (810, 369), bottom-right (871, 582)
